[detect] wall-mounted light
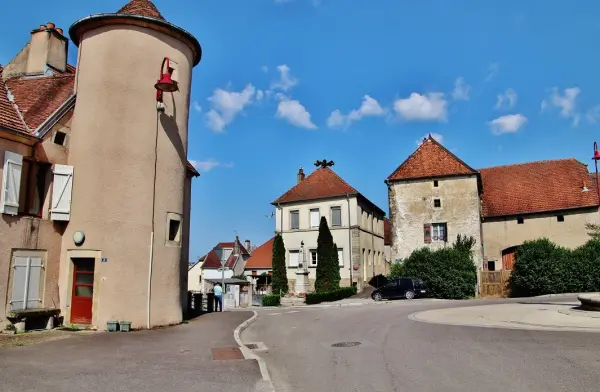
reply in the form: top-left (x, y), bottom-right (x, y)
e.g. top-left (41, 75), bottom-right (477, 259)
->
top-left (155, 57), bottom-right (178, 103)
top-left (73, 231), bottom-right (85, 246)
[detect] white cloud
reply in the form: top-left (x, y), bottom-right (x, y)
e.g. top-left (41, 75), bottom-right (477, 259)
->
top-left (189, 159), bottom-right (234, 173)
top-left (393, 92), bottom-right (447, 122)
top-left (326, 95), bottom-right (385, 129)
top-left (452, 77), bottom-right (470, 101)
top-left (204, 84), bottom-right (256, 132)
top-left (256, 89), bottom-right (265, 101)
top-left (488, 114), bottom-right (528, 135)
top-left (587, 105), bottom-right (600, 124)
top-left (270, 65), bottom-right (298, 92)
top-left (276, 98), bottom-right (317, 129)
top-left (192, 101), bottom-right (202, 113)
top-left (495, 88), bottom-right (518, 109)
top-left (541, 87), bottom-right (581, 127)
top-left (416, 133), bottom-right (444, 146)
top-left (485, 63), bottom-right (499, 82)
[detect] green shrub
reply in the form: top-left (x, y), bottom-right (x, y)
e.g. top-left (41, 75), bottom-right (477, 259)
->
top-left (261, 294), bottom-right (281, 307)
top-left (509, 238), bottom-right (600, 297)
top-left (404, 247), bottom-right (477, 299)
top-left (388, 262), bottom-right (405, 279)
top-left (305, 286), bottom-right (357, 305)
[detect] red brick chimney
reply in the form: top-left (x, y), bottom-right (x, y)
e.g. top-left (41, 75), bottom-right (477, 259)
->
top-left (297, 167), bottom-right (305, 184)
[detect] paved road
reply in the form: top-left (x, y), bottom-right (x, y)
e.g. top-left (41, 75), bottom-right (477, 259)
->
top-left (0, 312), bottom-right (263, 392)
top-left (242, 298), bottom-right (600, 392)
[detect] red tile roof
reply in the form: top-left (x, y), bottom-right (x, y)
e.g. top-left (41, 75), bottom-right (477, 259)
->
top-left (117, 0), bottom-right (166, 21)
top-left (0, 66), bottom-right (28, 134)
top-left (387, 135), bottom-right (477, 181)
top-left (245, 237), bottom-right (274, 269)
top-left (200, 238), bottom-right (250, 269)
top-left (273, 167), bottom-right (359, 204)
top-left (5, 73), bottom-right (74, 130)
top-left (383, 218), bottom-right (391, 246)
top-left (480, 159), bottom-right (599, 218)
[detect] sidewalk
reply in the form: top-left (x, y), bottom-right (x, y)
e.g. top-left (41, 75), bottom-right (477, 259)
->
top-left (411, 300), bottom-right (600, 332)
top-left (0, 312), bottom-right (265, 391)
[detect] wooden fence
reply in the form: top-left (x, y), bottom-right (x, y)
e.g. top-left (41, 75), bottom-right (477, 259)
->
top-left (480, 270), bottom-right (512, 298)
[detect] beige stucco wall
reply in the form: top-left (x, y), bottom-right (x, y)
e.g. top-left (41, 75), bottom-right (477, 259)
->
top-left (59, 23), bottom-right (194, 330)
top-left (482, 208), bottom-right (600, 267)
top-left (388, 175), bottom-right (484, 269)
top-left (276, 196), bottom-right (385, 291)
top-left (36, 110), bottom-right (73, 165)
top-left (0, 137), bottom-right (62, 328)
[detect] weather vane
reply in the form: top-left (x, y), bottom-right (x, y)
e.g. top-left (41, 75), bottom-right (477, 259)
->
top-left (314, 159), bottom-right (335, 168)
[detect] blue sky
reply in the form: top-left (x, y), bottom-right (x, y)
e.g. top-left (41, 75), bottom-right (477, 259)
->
top-left (2, 0), bottom-right (600, 262)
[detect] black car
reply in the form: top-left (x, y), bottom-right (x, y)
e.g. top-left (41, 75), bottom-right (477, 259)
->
top-left (371, 277), bottom-right (426, 301)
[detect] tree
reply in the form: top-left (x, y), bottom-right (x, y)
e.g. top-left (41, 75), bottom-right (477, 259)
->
top-left (388, 261), bottom-right (405, 279)
top-left (271, 234), bottom-right (288, 295)
top-left (453, 234), bottom-right (476, 255)
top-left (585, 223), bottom-right (600, 241)
top-left (315, 217), bottom-right (340, 292)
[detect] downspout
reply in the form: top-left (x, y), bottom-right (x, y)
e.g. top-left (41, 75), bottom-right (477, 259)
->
top-left (346, 194), bottom-right (352, 286)
top-left (147, 112), bottom-right (160, 329)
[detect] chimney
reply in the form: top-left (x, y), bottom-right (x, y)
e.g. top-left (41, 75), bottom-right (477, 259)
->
top-left (297, 167), bottom-right (305, 184)
top-left (24, 23), bottom-right (68, 75)
top-left (234, 236), bottom-right (240, 254)
top-left (245, 239), bottom-right (251, 254)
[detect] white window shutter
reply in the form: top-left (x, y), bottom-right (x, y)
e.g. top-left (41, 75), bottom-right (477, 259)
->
top-left (10, 256), bottom-right (29, 311)
top-left (26, 257), bottom-right (44, 309)
top-left (310, 210), bottom-right (319, 228)
top-left (289, 251), bottom-right (299, 267)
top-left (338, 249), bottom-right (344, 267)
top-left (1, 151), bottom-right (23, 216)
top-left (51, 164), bottom-right (74, 221)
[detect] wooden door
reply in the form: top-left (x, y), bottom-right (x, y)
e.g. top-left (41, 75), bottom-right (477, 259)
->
top-left (502, 247), bottom-right (518, 270)
top-left (71, 258), bottom-right (95, 324)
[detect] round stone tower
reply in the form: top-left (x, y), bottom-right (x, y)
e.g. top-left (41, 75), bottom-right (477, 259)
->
top-left (60, 0), bottom-right (201, 329)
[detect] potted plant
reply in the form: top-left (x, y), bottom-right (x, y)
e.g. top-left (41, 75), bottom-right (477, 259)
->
top-left (106, 317), bottom-right (118, 332)
top-left (119, 320), bottom-right (132, 332)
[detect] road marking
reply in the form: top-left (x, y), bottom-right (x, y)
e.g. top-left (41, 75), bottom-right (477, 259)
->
top-left (267, 310), bottom-right (300, 316)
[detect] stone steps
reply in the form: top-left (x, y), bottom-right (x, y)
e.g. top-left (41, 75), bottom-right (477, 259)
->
top-left (280, 297), bottom-right (307, 307)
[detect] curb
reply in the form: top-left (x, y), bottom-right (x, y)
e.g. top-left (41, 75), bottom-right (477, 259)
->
top-left (233, 311), bottom-right (275, 392)
top-left (535, 292), bottom-right (599, 298)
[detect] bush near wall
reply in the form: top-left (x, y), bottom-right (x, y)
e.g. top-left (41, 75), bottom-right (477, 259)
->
top-left (509, 238), bottom-right (600, 297)
top-left (305, 286), bottom-right (357, 305)
top-left (261, 294), bottom-right (281, 307)
top-left (403, 247), bottom-right (477, 300)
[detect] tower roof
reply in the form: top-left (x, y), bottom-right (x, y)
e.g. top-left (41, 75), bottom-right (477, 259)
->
top-left (117, 0), bottom-right (165, 21)
top-left (386, 135), bottom-right (477, 182)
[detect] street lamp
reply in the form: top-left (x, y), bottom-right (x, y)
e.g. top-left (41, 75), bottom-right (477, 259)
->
top-left (593, 142), bottom-right (600, 202)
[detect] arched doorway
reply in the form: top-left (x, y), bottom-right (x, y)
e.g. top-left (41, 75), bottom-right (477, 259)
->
top-left (501, 246), bottom-right (520, 270)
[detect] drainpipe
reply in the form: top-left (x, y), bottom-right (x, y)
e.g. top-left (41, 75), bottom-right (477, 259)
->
top-left (346, 194), bottom-right (352, 286)
top-left (147, 112), bottom-right (160, 329)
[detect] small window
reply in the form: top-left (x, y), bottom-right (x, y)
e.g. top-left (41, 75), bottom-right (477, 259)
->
top-left (290, 210), bottom-right (299, 230)
top-left (557, 215), bottom-right (564, 222)
top-left (433, 180), bottom-right (439, 187)
top-left (517, 217), bottom-right (524, 224)
top-left (53, 131), bottom-right (67, 146)
top-left (331, 206), bottom-right (342, 227)
top-left (310, 208), bottom-right (320, 228)
top-left (166, 212), bottom-right (182, 246)
top-left (309, 249), bottom-right (318, 266)
top-left (433, 199), bottom-right (441, 208)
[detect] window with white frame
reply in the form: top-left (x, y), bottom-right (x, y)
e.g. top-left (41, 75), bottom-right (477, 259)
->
top-left (337, 248), bottom-right (344, 267)
top-left (10, 251), bottom-right (45, 311)
top-left (432, 223), bottom-right (447, 242)
top-left (310, 208), bottom-right (320, 228)
top-left (289, 250), bottom-right (299, 267)
top-left (309, 249), bottom-right (318, 266)
top-left (331, 206), bottom-right (342, 227)
top-left (290, 210), bottom-right (299, 230)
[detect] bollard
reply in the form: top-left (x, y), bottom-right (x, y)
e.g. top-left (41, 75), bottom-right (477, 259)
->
top-left (206, 293), bottom-right (214, 313)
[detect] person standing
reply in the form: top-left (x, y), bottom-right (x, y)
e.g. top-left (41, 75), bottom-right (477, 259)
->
top-left (213, 283), bottom-right (223, 312)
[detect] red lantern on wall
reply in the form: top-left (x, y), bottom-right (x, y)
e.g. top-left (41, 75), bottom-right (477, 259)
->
top-left (353, 265), bottom-right (359, 271)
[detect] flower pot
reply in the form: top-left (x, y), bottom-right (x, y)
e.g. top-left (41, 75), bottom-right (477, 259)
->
top-left (119, 321), bottom-right (132, 332)
top-left (106, 321), bottom-right (118, 332)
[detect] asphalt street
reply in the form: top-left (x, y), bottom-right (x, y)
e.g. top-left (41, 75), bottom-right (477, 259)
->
top-left (242, 298), bottom-right (600, 392)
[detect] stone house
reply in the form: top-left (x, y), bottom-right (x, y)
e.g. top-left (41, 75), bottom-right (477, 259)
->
top-left (0, 0), bottom-right (201, 330)
top-left (386, 135), bottom-right (599, 273)
top-left (272, 165), bottom-right (387, 292)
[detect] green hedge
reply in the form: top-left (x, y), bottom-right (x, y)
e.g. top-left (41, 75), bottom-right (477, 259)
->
top-left (509, 238), bottom-right (600, 297)
top-left (404, 247), bottom-right (477, 300)
top-left (261, 294), bottom-right (281, 307)
top-left (305, 286), bottom-right (357, 305)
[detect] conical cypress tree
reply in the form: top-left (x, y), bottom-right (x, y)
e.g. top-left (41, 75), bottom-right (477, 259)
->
top-left (332, 242), bottom-right (341, 288)
top-left (315, 217), bottom-right (340, 292)
top-left (271, 234), bottom-right (288, 295)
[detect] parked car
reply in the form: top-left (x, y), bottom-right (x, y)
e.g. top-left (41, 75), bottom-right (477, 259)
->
top-left (371, 277), bottom-right (426, 301)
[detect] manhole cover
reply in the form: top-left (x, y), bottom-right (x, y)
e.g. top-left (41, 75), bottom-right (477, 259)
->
top-left (331, 342), bottom-right (361, 348)
top-left (245, 343), bottom-right (259, 349)
top-left (211, 347), bottom-right (244, 360)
